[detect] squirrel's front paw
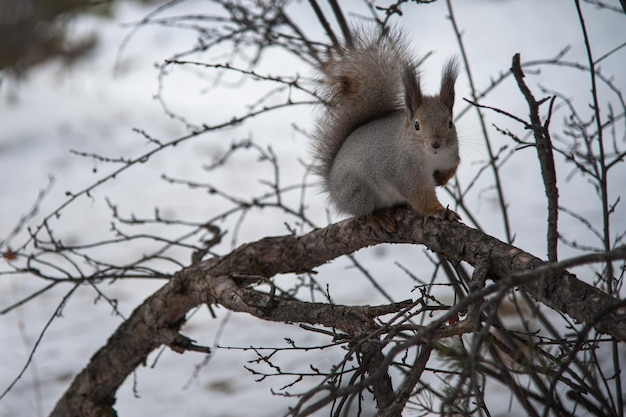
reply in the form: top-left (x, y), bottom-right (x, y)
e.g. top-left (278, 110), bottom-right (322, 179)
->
top-left (433, 206), bottom-right (461, 221)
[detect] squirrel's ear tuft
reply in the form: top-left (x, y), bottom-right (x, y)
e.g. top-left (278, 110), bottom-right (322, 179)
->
top-left (440, 58), bottom-right (459, 113)
top-left (403, 61), bottom-right (422, 119)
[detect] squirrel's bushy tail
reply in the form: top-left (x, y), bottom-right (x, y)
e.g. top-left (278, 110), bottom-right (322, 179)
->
top-left (312, 28), bottom-right (413, 184)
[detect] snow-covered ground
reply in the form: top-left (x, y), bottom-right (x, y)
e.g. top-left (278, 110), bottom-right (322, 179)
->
top-left (1, 1), bottom-right (625, 416)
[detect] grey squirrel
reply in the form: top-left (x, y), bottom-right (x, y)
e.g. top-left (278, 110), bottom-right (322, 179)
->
top-left (313, 29), bottom-right (460, 222)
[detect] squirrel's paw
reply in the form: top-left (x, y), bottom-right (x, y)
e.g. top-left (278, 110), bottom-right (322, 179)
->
top-left (432, 206), bottom-right (461, 222)
top-left (364, 209), bottom-right (397, 234)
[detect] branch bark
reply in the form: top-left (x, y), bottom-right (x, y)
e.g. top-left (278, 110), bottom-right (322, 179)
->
top-left (50, 209), bottom-right (626, 417)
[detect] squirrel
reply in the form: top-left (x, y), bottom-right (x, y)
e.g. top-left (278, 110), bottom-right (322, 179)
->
top-left (312, 28), bottom-right (461, 224)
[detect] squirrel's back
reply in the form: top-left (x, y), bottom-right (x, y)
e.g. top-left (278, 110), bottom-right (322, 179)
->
top-left (312, 29), bottom-right (413, 187)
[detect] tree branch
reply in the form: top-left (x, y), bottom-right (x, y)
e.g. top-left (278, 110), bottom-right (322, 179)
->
top-left (510, 53), bottom-right (560, 262)
top-left (50, 209), bottom-right (626, 416)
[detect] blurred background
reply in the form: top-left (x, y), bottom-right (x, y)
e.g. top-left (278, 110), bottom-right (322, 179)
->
top-left (1, 1), bottom-right (625, 416)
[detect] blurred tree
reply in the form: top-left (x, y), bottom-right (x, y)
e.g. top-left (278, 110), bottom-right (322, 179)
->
top-left (0, 0), bottom-right (162, 73)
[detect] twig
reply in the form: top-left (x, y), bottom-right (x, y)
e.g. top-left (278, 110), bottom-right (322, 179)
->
top-left (446, 0), bottom-right (512, 243)
top-left (510, 54), bottom-right (559, 262)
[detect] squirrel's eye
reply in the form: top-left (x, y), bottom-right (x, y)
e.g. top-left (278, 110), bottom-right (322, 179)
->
top-left (414, 121), bottom-right (420, 131)
top-left (448, 120), bottom-right (454, 129)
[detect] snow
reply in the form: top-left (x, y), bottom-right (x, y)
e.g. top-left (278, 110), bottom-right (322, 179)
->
top-left (1, 0), bottom-right (625, 416)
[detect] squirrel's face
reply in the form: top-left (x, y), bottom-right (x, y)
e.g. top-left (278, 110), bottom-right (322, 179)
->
top-left (409, 96), bottom-right (458, 155)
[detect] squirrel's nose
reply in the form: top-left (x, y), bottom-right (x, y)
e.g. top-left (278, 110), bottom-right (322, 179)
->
top-left (431, 140), bottom-right (441, 149)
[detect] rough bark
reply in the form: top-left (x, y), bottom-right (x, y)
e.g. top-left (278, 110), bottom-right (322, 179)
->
top-left (50, 209), bottom-right (626, 416)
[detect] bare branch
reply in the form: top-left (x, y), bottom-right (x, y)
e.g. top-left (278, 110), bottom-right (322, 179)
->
top-left (510, 54), bottom-right (560, 262)
top-left (50, 210), bottom-right (626, 416)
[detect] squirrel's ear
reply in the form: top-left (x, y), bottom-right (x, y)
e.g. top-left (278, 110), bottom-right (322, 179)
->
top-left (440, 58), bottom-right (459, 114)
top-left (403, 61), bottom-right (422, 119)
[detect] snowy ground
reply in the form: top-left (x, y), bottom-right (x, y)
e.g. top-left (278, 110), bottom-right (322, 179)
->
top-left (1, 1), bottom-right (625, 416)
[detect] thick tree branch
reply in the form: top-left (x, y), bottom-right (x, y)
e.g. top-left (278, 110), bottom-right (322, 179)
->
top-left (50, 209), bottom-right (626, 416)
top-left (358, 340), bottom-right (398, 416)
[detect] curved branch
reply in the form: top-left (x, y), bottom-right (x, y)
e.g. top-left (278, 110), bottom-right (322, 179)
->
top-left (50, 209), bottom-right (626, 416)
